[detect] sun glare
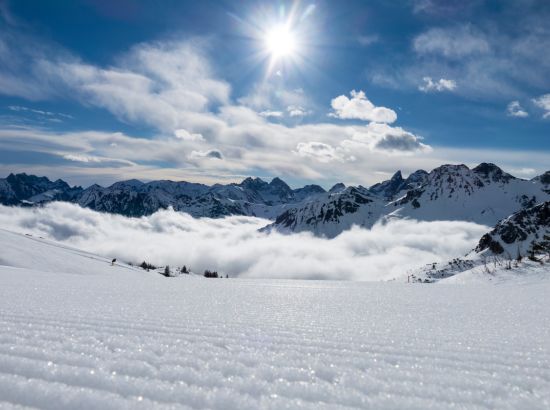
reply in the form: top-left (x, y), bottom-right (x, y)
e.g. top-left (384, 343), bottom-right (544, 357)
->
top-left (265, 25), bottom-right (296, 59)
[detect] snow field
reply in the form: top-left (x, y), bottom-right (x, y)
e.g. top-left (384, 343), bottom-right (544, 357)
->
top-left (0, 230), bottom-right (549, 409)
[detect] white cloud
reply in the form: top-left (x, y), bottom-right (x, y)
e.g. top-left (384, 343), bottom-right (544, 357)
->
top-left (350, 122), bottom-right (431, 153)
top-left (413, 25), bottom-right (490, 59)
top-left (259, 110), bottom-right (284, 118)
top-left (329, 90), bottom-right (397, 123)
top-left (532, 94), bottom-right (550, 118)
top-left (412, 0), bottom-right (479, 16)
top-left (0, 203), bottom-right (489, 281)
top-left (62, 154), bottom-right (102, 163)
top-left (0, 28), bottom-right (230, 132)
top-left (238, 83), bottom-right (310, 113)
top-left (507, 167), bottom-right (536, 177)
top-left (295, 142), bottom-right (345, 163)
top-left (506, 101), bottom-right (529, 118)
top-left (189, 149), bottom-right (223, 160)
top-left (61, 153), bottom-right (135, 167)
top-left (174, 129), bottom-right (205, 141)
top-left (47, 41), bottom-right (230, 132)
top-left (419, 77), bottom-right (457, 92)
top-left (8, 105), bottom-right (72, 118)
top-left (287, 105), bottom-right (309, 117)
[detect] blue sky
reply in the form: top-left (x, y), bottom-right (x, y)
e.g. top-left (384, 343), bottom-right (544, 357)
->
top-left (0, 0), bottom-right (549, 188)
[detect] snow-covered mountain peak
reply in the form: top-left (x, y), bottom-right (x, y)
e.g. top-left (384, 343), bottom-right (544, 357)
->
top-left (405, 169), bottom-right (429, 184)
top-left (328, 182), bottom-right (346, 193)
top-left (264, 185), bottom-right (384, 238)
top-left (267, 162), bottom-right (550, 237)
top-left (108, 179), bottom-right (145, 190)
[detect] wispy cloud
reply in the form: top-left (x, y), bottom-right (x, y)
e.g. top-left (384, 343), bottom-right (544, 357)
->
top-left (419, 77), bottom-right (457, 93)
top-left (357, 34), bottom-right (379, 47)
top-left (413, 25), bottom-right (489, 59)
top-left (259, 110), bottom-right (284, 118)
top-left (371, 12), bottom-right (550, 99)
top-left (533, 94), bottom-right (550, 118)
top-left (506, 101), bottom-right (529, 118)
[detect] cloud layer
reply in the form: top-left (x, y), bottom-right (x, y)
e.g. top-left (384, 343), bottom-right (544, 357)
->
top-left (0, 203), bottom-right (488, 281)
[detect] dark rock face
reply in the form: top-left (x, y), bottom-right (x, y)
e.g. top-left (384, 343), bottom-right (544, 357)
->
top-left (0, 173), bottom-right (82, 205)
top-left (368, 169), bottom-right (428, 200)
top-left (369, 171), bottom-right (404, 199)
top-left (475, 201), bottom-right (550, 254)
top-left (533, 171), bottom-right (550, 194)
top-left (476, 233), bottom-right (505, 254)
top-left (472, 163), bottom-right (515, 183)
top-left (395, 188), bottom-right (423, 207)
top-left (538, 171), bottom-right (550, 185)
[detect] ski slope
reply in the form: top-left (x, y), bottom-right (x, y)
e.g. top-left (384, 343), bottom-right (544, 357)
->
top-left (0, 230), bottom-right (549, 409)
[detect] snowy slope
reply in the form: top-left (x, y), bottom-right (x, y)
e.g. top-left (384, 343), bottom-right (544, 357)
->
top-left (1, 230), bottom-right (550, 409)
top-left (0, 228), bottom-right (151, 277)
top-left (405, 201), bottom-right (550, 283)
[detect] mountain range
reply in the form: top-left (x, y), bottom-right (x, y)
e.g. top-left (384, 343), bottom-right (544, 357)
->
top-left (265, 163), bottom-right (549, 237)
top-left (1, 163), bottom-right (549, 239)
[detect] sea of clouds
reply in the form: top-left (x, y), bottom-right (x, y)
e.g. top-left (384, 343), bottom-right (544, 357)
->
top-left (0, 202), bottom-right (489, 281)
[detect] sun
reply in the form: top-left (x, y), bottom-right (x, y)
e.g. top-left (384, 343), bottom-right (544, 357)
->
top-left (265, 24), bottom-right (296, 59)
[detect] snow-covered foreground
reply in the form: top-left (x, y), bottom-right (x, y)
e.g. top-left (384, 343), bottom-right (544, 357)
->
top-left (0, 230), bottom-right (550, 409)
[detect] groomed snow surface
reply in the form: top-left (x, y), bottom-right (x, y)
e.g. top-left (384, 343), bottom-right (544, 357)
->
top-left (0, 230), bottom-right (549, 409)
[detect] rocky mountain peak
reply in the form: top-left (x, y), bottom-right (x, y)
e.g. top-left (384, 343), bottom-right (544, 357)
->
top-left (390, 170), bottom-right (403, 182)
top-left (533, 171), bottom-right (550, 186)
top-left (405, 170), bottom-right (428, 184)
top-left (109, 179), bottom-right (144, 190)
top-left (329, 183), bottom-right (346, 193)
top-left (473, 163), bottom-right (515, 183)
top-left (240, 177), bottom-right (268, 190)
top-left (269, 177), bottom-right (291, 191)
